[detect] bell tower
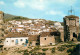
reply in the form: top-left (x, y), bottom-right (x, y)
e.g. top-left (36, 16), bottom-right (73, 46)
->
top-left (63, 7), bottom-right (79, 41)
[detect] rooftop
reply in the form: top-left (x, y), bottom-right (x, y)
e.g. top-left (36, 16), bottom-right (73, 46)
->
top-left (65, 15), bottom-right (79, 18)
top-left (0, 11), bottom-right (3, 14)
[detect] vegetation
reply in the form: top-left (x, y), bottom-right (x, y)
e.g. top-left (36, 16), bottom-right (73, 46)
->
top-left (66, 41), bottom-right (75, 44)
top-left (58, 46), bottom-right (66, 51)
top-left (30, 52), bottom-right (46, 55)
top-left (17, 49), bottom-right (28, 53)
top-left (23, 52), bottom-right (29, 55)
top-left (67, 44), bottom-right (80, 55)
top-left (33, 46), bottom-right (41, 51)
top-left (42, 48), bottom-right (48, 51)
top-left (51, 48), bottom-right (55, 53)
top-left (61, 44), bottom-right (76, 48)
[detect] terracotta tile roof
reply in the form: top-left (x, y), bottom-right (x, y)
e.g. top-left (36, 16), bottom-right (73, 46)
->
top-left (40, 31), bottom-right (60, 37)
top-left (40, 32), bottom-right (51, 37)
top-left (5, 33), bottom-right (39, 41)
top-left (4, 33), bottom-right (28, 38)
top-left (28, 35), bottom-right (39, 41)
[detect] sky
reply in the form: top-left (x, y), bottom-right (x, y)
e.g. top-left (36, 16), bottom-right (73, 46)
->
top-left (0, 0), bottom-right (80, 22)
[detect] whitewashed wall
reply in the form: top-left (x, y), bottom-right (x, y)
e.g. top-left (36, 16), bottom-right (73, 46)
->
top-left (4, 37), bottom-right (28, 47)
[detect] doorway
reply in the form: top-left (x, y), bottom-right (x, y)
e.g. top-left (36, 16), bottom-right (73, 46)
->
top-left (73, 33), bottom-right (77, 38)
top-left (15, 39), bottom-right (18, 45)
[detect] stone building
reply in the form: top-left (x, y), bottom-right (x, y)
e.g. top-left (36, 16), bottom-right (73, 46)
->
top-left (63, 15), bottom-right (79, 41)
top-left (40, 32), bottom-right (55, 46)
top-left (0, 11), bottom-right (4, 37)
top-left (54, 22), bottom-right (64, 42)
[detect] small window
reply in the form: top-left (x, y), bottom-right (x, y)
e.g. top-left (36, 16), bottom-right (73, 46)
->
top-left (12, 40), bottom-right (14, 42)
top-left (20, 39), bottom-right (23, 41)
top-left (77, 21), bottom-right (79, 22)
top-left (50, 43), bottom-right (52, 45)
top-left (44, 38), bottom-right (46, 40)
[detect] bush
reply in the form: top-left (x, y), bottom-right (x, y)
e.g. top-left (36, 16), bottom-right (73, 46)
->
top-left (58, 47), bottom-right (65, 51)
top-left (31, 52), bottom-right (46, 55)
top-left (17, 49), bottom-right (28, 53)
top-left (24, 49), bottom-right (28, 53)
top-left (42, 48), bottom-right (48, 51)
top-left (66, 41), bottom-right (74, 44)
top-left (67, 48), bottom-right (73, 53)
top-left (51, 48), bottom-right (55, 53)
top-left (23, 52), bottom-right (29, 55)
top-left (67, 44), bottom-right (80, 55)
top-left (34, 46), bottom-right (41, 51)
top-left (61, 44), bottom-right (75, 48)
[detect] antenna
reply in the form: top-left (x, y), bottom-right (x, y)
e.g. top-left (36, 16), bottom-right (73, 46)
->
top-left (68, 6), bottom-right (75, 15)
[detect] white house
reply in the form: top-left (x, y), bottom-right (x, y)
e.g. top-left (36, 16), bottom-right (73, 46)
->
top-left (4, 37), bottom-right (28, 47)
top-left (16, 27), bottom-right (24, 32)
top-left (28, 30), bottom-right (40, 35)
top-left (22, 20), bottom-right (32, 24)
top-left (18, 25), bottom-right (24, 27)
top-left (54, 22), bottom-right (63, 30)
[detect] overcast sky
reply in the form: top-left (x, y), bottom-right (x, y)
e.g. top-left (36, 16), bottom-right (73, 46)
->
top-left (0, 0), bottom-right (80, 22)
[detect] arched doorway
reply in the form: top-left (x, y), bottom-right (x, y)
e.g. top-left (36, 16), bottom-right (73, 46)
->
top-left (73, 32), bottom-right (77, 38)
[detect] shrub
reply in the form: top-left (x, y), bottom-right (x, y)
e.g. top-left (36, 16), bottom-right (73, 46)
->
top-left (51, 48), bottom-right (55, 53)
top-left (61, 44), bottom-right (76, 48)
top-left (31, 52), bottom-right (46, 55)
top-left (42, 48), bottom-right (48, 51)
top-left (67, 44), bottom-right (80, 55)
top-left (24, 49), bottom-right (28, 53)
top-left (58, 47), bottom-right (65, 51)
top-left (66, 41), bottom-right (74, 44)
top-left (17, 49), bottom-right (28, 53)
top-left (67, 48), bottom-right (73, 53)
top-left (23, 52), bottom-right (29, 55)
top-left (34, 46), bottom-right (41, 51)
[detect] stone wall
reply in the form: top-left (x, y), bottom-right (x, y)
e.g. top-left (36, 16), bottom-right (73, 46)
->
top-left (63, 15), bottom-right (79, 41)
top-left (40, 36), bottom-right (55, 46)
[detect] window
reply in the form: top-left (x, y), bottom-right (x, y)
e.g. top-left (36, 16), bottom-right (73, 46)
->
top-left (12, 40), bottom-right (14, 42)
top-left (20, 39), bottom-right (23, 41)
top-left (50, 43), bottom-right (52, 45)
top-left (77, 21), bottom-right (79, 22)
top-left (44, 38), bottom-right (46, 40)
top-left (15, 39), bottom-right (18, 45)
top-left (25, 39), bottom-right (28, 43)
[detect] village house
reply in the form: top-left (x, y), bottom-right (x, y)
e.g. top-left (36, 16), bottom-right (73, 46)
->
top-left (28, 30), bottom-right (40, 35)
top-left (4, 33), bottom-right (28, 47)
top-left (22, 20), bottom-right (32, 24)
top-left (40, 32), bottom-right (55, 46)
top-left (54, 22), bottom-right (63, 30)
top-left (28, 35), bottom-right (39, 46)
top-left (9, 20), bottom-right (21, 25)
top-left (16, 27), bottom-right (24, 32)
top-left (4, 37), bottom-right (28, 47)
top-left (42, 28), bottom-right (50, 32)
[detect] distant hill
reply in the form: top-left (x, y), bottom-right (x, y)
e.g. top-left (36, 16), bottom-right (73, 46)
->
top-left (3, 13), bottom-right (30, 22)
top-left (4, 13), bottom-right (16, 19)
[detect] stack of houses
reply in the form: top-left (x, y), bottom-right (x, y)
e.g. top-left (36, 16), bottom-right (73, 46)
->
top-left (0, 11), bottom-right (79, 50)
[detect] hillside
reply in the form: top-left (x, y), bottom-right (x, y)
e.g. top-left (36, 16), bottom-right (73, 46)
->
top-left (3, 13), bottom-right (30, 22)
top-left (4, 13), bottom-right (16, 19)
